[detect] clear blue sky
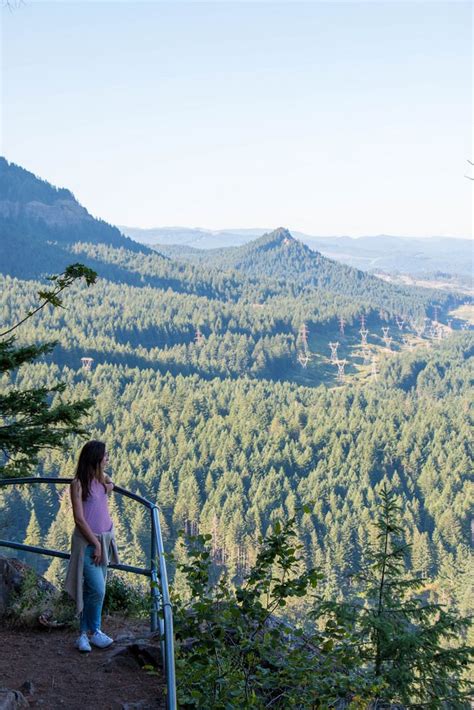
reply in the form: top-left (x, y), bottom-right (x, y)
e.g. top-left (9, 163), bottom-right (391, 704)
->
top-left (1, 0), bottom-right (472, 237)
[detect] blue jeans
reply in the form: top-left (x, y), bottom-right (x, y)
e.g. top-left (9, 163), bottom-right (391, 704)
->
top-left (80, 544), bottom-right (107, 633)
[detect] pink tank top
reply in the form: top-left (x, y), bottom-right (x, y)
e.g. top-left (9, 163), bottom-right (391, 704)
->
top-left (83, 479), bottom-right (113, 534)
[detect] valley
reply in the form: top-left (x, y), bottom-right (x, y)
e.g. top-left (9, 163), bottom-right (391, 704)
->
top-left (0, 158), bottom-right (472, 628)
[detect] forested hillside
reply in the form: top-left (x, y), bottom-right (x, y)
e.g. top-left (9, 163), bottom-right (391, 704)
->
top-left (0, 266), bottom-right (467, 388)
top-left (0, 161), bottom-right (472, 633)
top-left (122, 225), bottom-right (473, 280)
top-left (150, 227), bottom-right (461, 319)
top-left (0, 158), bottom-right (148, 279)
top-left (1, 334), bottom-right (472, 621)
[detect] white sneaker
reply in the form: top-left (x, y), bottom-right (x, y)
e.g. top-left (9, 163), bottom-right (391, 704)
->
top-left (75, 633), bottom-right (91, 653)
top-left (90, 629), bottom-right (113, 649)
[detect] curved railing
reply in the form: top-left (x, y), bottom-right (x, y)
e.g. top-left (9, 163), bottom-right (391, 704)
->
top-left (0, 477), bottom-right (177, 710)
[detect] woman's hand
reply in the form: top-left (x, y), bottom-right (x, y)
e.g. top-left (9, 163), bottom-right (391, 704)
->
top-left (93, 542), bottom-right (103, 566)
top-left (104, 474), bottom-right (114, 494)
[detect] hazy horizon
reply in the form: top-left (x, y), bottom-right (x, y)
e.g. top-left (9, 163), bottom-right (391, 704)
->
top-left (2, 1), bottom-right (472, 238)
top-left (119, 224), bottom-right (472, 242)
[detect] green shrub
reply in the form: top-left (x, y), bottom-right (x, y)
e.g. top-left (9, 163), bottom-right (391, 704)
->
top-left (104, 571), bottom-right (149, 618)
top-left (172, 515), bottom-right (378, 709)
top-left (171, 494), bottom-right (473, 709)
top-left (6, 566), bottom-right (66, 627)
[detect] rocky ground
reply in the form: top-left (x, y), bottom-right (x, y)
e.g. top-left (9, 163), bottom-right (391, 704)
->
top-left (0, 615), bottom-right (166, 709)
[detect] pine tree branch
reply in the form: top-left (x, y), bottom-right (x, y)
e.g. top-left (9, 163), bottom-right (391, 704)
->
top-left (0, 264), bottom-right (96, 337)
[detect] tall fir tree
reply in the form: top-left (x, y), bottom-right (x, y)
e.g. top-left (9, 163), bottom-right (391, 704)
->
top-left (351, 484), bottom-right (473, 707)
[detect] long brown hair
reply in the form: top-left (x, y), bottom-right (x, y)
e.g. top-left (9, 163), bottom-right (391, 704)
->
top-left (75, 440), bottom-right (107, 501)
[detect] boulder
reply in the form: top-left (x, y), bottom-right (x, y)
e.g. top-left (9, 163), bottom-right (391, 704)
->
top-left (103, 638), bottom-right (162, 673)
top-left (0, 556), bottom-right (57, 619)
top-left (0, 557), bottom-right (24, 615)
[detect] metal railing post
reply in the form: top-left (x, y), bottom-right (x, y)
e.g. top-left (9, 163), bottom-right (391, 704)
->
top-left (150, 510), bottom-right (159, 632)
top-left (152, 506), bottom-right (177, 710)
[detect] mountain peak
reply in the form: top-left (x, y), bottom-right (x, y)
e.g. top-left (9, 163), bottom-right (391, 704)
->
top-left (268, 227), bottom-right (293, 241)
top-left (250, 227), bottom-right (299, 252)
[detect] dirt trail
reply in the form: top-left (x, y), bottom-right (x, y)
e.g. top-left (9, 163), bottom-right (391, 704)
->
top-left (0, 616), bottom-right (166, 709)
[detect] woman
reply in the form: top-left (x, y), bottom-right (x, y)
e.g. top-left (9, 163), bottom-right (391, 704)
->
top-left (65, 440), bottom-right (119, 653)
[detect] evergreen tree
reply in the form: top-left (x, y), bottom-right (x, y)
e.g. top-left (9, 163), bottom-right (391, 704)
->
top-left (0, 264), bottom-right (97, 477)
top-left (44, 489), bottom-right (75, 586)
top-left (411, 528), bottom-right (432, 579)
top-left (24, 508), bottom-right (42, 547)
top-left (348, 485), bottom-right (473, 707)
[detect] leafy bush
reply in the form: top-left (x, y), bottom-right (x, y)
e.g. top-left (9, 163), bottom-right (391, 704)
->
top-left (172, 515), bottom-right (378, 709)
top-left (5, 566), bottom-right (75, 628)
top-left (6, 567), bottom-right (150, 628)
top-left (171, 492), bottom-right (473, 709)
top-left (6, 567), bottom-right (54, 626)
top-left (103, 571), bottom-right (149, 619)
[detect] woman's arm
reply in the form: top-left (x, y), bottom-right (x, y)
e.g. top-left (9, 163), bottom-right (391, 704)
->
top-left (70, 480), bottom-right (103, 564)
top-left (104, 474), bottom-right (114, 495)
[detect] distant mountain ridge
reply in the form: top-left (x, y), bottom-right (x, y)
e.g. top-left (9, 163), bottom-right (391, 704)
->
top-left (193, 227), bottom-right (440, 314)
top-left (120, 224), bottom-right (472, 278)
top-left (119, 225), bottom-right (266, 249)
top-left (0, 158), bottom-right (466, 322)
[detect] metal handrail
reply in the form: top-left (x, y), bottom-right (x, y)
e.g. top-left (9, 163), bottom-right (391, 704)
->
top-left (0, 477), bottom-right (177, 710)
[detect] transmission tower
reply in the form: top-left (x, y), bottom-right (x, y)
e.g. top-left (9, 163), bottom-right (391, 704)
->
top-left (297, 352), bottom-right (310, 368)
top-left (80, 357), bottom-right (94, 371)
top-left (381, 327), bottom-right (392, 349)
top-left (339, 316), bottom-right (346, 335)
top-left (329, 341), bottom-right (339, 363)
top-left (395, 315), bottom-right (405, 331)
top-left (299, 323), bottom-right (310, 351)
top-left (359, 327), bottom-right (369, 347)
top-left (433, 305), bottom-right (440, 323)
top-left (195, 327), bottom-right (204, 345)
top-left (335, 359), bottom-right (347, 383)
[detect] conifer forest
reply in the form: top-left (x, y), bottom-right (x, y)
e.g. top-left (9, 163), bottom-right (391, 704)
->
top-left (0, 160), bottom-right (472, 707)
